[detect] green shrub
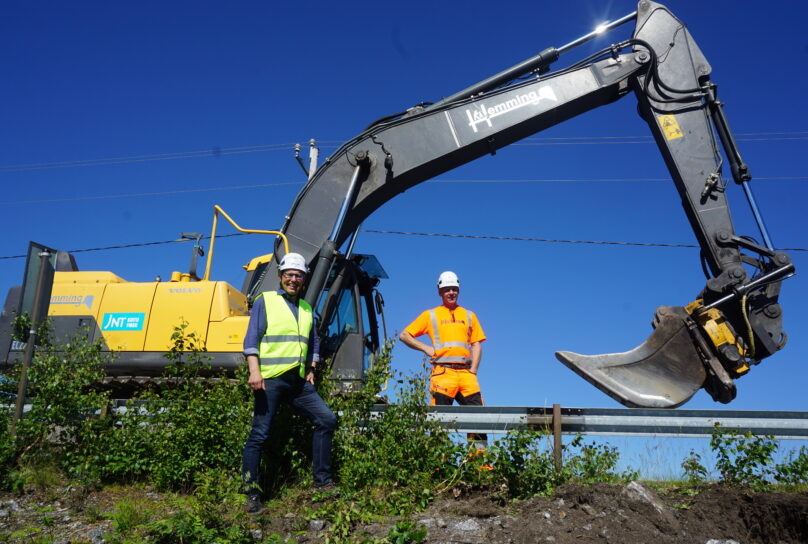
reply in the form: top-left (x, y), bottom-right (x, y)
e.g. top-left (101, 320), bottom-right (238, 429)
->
top-left (564, 435), bottom-right (638, 484)
top-left (328, 353), bottom-right (458, 513)
top-left (482, 428), bottom-right (558, 498)
top-left (112, 498), bottom-right (155, 534)
top-left (710, 423), bottom-right (777, 490)
top-left (86, 323), bottom-right (252, 491)
top-left (1, 329), bottom-right (112, 484)
top-left (681, 449), bottom-right (708, 484)
top-left (773, 445), bottom-right (808, 486)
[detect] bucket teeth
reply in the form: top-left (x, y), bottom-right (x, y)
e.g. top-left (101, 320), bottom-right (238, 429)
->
top-left (556, 307), bottom-right (708, 408)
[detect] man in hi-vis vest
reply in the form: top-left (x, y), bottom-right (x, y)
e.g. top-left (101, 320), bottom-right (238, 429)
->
top-left (399, 271), bottom-right (488, 446)
top-left (241, 253), bottom-right (337, 513)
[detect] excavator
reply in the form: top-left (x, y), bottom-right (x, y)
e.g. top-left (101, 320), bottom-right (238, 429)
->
top-left (0, 1), bottom-right (795, 408)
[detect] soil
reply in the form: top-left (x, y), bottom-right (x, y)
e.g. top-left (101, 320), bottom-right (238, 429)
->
top-left (1, 482), bottom-right (807, 543)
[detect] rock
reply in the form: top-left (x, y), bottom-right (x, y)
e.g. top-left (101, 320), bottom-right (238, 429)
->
top-left (0, 509), bottom-right (9, 519)
top-left (622, 481), bottom-right (680, 531)
top-left (599, 527), bottom-right (611, 539)
top-left (583, 524), bottom-right (592, 531)
top-left (308, 519), bottom-right (325, 531)
top-left (418, 518), bottom-right (437, 529)
top-left (87, 527), bottom-right (105, 544)
top-left (581, 504), bottom-right (597, 516)
top-left (706, 541), bottom-right (740, 544)
top-left (545, 537), bottom-right (556, 542)
top-left (542, 511), bottom-right (551, 519)
top-left (452, 518), bottom-right (481, 533)
top-left (251, 529), bottom-right (262, 540)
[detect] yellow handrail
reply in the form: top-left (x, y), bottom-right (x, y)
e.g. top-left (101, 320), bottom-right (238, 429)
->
top-left (203, 205), bottom-right (289, 281)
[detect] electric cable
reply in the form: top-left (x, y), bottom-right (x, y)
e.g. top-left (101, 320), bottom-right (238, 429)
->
top-left (3, 229), bottom-right (804, 261)
top-left (0, 133), bottom-right (804, 174)
top-left (2, 175), bottom-right (804, 206)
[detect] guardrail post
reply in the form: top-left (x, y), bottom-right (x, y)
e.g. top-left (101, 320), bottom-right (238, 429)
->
top-left (553, 403), bottom-right (562, 471)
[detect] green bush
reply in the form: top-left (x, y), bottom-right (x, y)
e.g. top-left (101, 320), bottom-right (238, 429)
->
top-left (326, 352), bottom-right (458, 514)
top-left (773, 445), bottom-right (808, 486)
top-left (2, 329), bottom-right (112, 485)
top-left (480, 428), bottom-right (558, 498)
top-left (77, 323), bottom-right (253, 491)
top-left (681, 449), bottom-right (709, 484)
top-left (564, 435), bottom-right (638, 484)
top-left (710, 423), bottom-right (777, 490)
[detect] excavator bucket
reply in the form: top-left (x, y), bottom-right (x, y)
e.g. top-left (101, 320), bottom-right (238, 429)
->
top-left (556, 307), bottom-right (708, 408)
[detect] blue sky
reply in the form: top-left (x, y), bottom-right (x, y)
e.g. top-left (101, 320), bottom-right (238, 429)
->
top-left (2, 0), bottom-right (807, 437)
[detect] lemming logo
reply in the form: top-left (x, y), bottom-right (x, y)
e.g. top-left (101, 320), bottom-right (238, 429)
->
top-left (50, 295), bottom-right (94, 309)
top-left (465, 87), bottom-right (557, 133)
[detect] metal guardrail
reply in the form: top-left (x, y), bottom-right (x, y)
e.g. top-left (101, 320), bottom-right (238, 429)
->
top-left (369, 405), bottom-right (808, 440)
top-left (6, 401), bottom-right (807, 440)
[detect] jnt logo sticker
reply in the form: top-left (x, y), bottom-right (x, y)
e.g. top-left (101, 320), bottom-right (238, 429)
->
top-left (101, 313), bottom-right (145, 331)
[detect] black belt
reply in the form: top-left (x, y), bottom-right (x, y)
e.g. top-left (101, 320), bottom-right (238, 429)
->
top-left (434, 363), bottom-right (471, 370)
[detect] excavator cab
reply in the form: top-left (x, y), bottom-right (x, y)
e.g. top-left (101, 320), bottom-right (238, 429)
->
top-left (316, 254), bottom-right (388, 392)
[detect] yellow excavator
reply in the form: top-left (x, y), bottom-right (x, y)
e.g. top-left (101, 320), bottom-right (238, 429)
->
top-left (0, 1), bottom-right (795, 407)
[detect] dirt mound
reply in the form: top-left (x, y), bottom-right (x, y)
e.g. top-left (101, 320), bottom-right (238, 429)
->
top-left (362, 482), bottom-right (808, 544)
top-left (2, 482), bottom-right (807, 543)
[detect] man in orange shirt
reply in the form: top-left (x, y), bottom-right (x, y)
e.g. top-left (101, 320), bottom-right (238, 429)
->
top-left (399, 271), bottom-right (487, 444)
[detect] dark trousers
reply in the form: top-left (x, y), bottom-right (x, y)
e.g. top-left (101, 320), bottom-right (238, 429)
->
top-left (241, 372), bottom-right (337, 495)
top-left (432, 388), bottom-right (488, 444)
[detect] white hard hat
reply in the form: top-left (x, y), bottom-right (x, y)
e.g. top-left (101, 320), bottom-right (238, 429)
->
top-left (437, 271), bottom-right (460, 288)
top-left (279, 252), bottom-right (308, 273)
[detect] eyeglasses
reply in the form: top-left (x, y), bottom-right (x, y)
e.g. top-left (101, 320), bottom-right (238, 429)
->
top-left (440, 286), bottom-right (459, 292)
top-left (281, 272), bottom-right (305, 280)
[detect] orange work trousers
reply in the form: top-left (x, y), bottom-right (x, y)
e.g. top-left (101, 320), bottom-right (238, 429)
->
top-left (429, 365), bottom-right (483, 406)
top-left (430, 365), bottom-right (486, 443)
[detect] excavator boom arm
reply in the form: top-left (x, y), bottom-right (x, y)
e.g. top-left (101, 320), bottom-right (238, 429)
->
top-left (247, 1), bottom-right (792, 408)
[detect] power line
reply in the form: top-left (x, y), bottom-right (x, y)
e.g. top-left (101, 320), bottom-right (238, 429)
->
top-left (363, 229), bottom-right (700, 248)
top-left (0, 132), bottom-right (805, 173)
top-left (0, 229), bottom-right (803, 261)
top-left (362, 230), bottom-right (806, 251)
top-left (0, 182), bottom-right (303, 205)
top-left (1, 176), bottom-right (805, 206)
top-left (0, 143), bottom-right (299, 173)
top-left (0, 232), bottom-right (249, 260)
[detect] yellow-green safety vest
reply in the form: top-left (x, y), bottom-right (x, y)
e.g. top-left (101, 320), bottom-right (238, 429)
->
top-left (257, 291), bottom-right (313, 379)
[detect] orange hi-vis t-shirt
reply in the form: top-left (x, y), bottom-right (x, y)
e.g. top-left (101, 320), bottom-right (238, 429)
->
top-left (404, 305), bottom-right (486, 364)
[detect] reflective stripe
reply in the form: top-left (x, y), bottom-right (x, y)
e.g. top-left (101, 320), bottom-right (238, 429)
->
top-left (262, 334), bottom-right (309, 344)
top-left (260, 356), bottom-right (304, 365)
top-left (429, 309), bottom-right (473, 351)
top-left (441, 341), bottom-right (470, 349)
top-left (430, 310), bottom-right (442, 349)
top-left (434, 356), bottom-right (472, 364)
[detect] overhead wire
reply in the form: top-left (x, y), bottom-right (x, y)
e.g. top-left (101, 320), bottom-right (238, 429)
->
top-left (1, 176), bottom-right (805, 206)
top-left (0, 229), bottom-right (804, 261)
top-left (0, 129), bottom-right (804, 255)
top-left (0, 132), bottom-right (805, 173)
